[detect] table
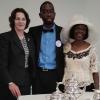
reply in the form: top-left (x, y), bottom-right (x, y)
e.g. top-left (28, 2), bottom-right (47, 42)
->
top-left (18, 92), bottom-right (94, 100)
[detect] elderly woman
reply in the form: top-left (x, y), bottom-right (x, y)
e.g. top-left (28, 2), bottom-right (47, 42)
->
top-left (0, 8), bottom-right (35, 100)
top-left (60, 15), bottom-right (99, 92)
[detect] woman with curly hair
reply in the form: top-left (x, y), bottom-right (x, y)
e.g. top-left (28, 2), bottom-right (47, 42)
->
top-left (0, 8), bottom-right (35, 100)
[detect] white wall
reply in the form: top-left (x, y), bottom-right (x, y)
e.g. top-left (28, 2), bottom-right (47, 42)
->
top-left (0, 0), bottom-right (100, 67)
top-left (0, 0), bottom-right (100, 31)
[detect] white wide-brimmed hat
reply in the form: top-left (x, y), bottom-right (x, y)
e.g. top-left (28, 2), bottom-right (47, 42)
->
top-left (60, 15), bottom-right (98, 44)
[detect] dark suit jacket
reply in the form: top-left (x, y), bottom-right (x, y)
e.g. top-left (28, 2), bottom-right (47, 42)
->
top-left (0, 30), bottom-right (35, 87)
top-left (29, 25), bottom-right (65, 81)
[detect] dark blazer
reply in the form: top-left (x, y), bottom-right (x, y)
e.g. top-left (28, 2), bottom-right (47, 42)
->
top-left (29, 25), bottom-right (65, 81)
top-left (0, 30), bottom-right (35, 87)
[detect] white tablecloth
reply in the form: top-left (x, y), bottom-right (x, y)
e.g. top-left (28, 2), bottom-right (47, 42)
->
top-left (18, 92), bottom-right (94, 100)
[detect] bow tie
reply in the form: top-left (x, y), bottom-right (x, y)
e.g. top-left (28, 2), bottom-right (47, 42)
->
top-left (43, 29), bottom-right (54, 33)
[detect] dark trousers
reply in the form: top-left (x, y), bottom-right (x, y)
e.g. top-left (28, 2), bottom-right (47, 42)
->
top-left (32, 69), bottom-right (57, 94)
top-left (0, 85), bottom-right (31, 100)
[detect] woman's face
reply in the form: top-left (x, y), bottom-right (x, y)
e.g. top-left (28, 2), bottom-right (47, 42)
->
top-left (14, 12), bottom-right (26, 31)
top-left (73, 24), bottom-right (87, 41)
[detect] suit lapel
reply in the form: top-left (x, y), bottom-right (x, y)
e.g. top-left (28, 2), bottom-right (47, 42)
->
top-left (36, 26), bottom-right (43, 53)
top-left (55, 25), bottom-right (61, 41)
top-left (55, 25), bottom-right (62, 60)
top-left (11, 30), bottom-right (24, 51)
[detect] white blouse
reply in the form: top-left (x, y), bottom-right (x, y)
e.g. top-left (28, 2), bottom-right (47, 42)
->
top-left (62, 43), bottom-right (98, 85)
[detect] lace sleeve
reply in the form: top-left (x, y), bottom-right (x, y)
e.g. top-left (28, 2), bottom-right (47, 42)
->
top-left (63, 42), bottom-right (71, 53)
top-left (90, 46), bottom-right (98, 73)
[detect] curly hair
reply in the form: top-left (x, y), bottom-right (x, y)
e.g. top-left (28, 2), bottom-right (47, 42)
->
top-left (9, 8), bottom-right (30, 30)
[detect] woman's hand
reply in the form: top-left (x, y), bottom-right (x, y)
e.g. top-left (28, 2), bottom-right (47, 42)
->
top-left (8, 82), bottom-right (21, 97)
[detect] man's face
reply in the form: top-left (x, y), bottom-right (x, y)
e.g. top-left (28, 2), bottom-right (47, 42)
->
top-left (39, 3), bottom-right (56, 25)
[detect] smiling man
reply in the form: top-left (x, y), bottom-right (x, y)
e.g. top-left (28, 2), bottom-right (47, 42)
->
top-left (29, 1), bottom-right (65, 94)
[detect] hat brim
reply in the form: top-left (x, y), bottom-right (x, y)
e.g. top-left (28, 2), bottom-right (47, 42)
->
top-left (60, 15), bottom-right (98, 44)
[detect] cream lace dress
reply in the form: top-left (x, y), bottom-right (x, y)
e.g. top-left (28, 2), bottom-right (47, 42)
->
top-left (62, 43), bottom-right (98, 85)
